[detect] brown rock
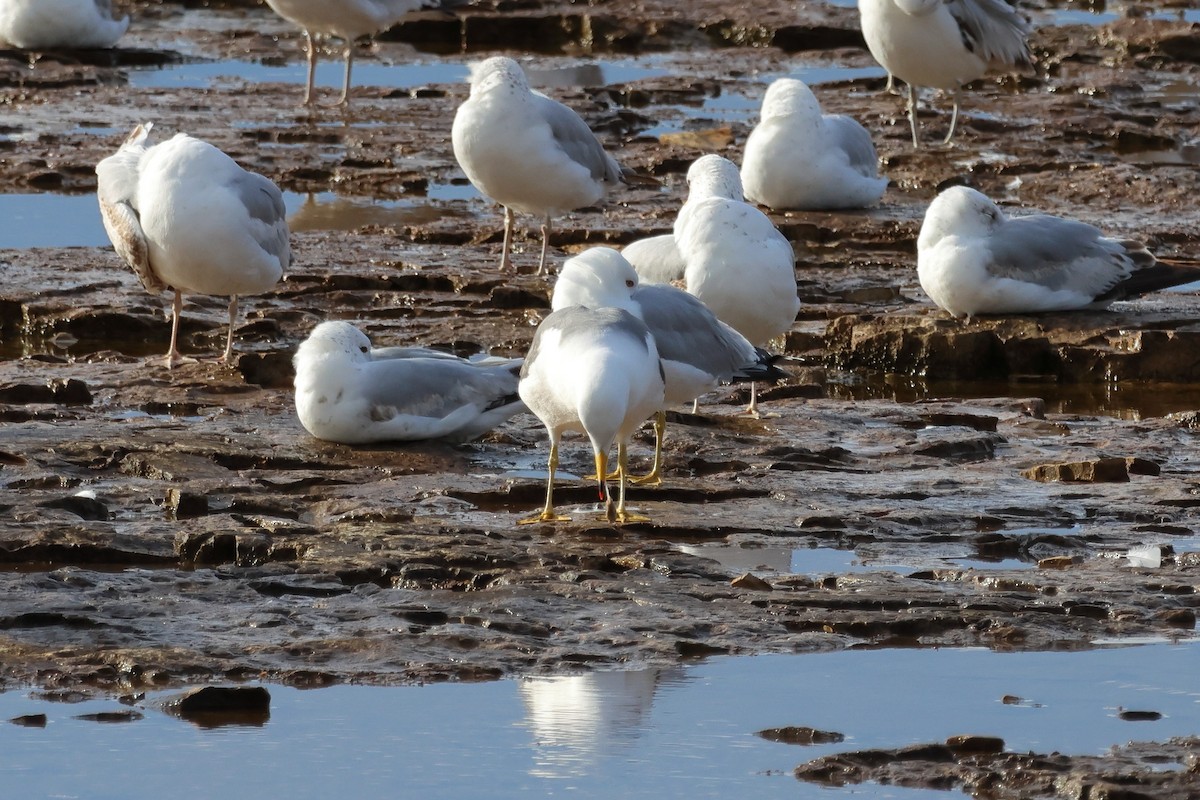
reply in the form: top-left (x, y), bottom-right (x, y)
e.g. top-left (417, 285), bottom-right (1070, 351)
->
top-left (757, 726), bottom-right (845, 745)
top-left (946, 735), bottom-right (1005, 755)
top-left (1021, 459), bottom-right (1130, 483)
top-left (731, 572), bottom-right (773, 591)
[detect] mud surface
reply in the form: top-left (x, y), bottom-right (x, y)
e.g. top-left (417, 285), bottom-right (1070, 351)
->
top-left (2, 0), bottom-right (1200, 795)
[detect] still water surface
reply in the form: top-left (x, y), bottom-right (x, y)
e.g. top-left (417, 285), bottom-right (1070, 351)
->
top-left (3, 643), bottom-right (1197, 799)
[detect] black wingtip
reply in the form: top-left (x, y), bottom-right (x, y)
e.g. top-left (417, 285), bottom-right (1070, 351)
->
top-left (1094, 259), bottom-right (1200, 304)
top-left (730, 349), bottom-right (790, 385)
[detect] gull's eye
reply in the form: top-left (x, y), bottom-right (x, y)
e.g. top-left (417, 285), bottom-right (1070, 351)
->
top-left (359, 345), bottom-right (369, 353)
top-left (625, 279), bottom-right (635, 288)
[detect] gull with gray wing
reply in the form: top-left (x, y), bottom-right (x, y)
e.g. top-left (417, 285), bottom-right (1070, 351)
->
top-left (294, 321), bottom-right (525, 444)
top-left (551, 247), bottom-right (786, 484)
top-left (96, 123), bottom-right (289, 368)
top-left (918, 185), bottom-right (1200, 318)
top-left (519, 305), bottom-right (664, 525)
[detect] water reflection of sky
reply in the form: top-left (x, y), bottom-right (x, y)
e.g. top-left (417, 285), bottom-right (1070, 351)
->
top-left (2, 643), bottom-right (1198, 799)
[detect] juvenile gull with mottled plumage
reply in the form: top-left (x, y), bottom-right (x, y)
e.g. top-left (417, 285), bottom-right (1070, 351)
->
top-left (96, 123), bottom-right (289, 368)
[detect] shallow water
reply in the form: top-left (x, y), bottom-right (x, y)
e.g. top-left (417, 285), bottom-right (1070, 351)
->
top-left (3, 643), bottom-right (1197, 799)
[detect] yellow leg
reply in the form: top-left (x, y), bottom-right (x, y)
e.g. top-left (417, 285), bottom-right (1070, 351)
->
top-left (519, 440), bottom-right (571, 524)
top-left (630, 410), bottom-right (665, 486)
top-left (338, 42), bottom-right (353, 106)
top-left (614, 441), bottom-right (650, 524)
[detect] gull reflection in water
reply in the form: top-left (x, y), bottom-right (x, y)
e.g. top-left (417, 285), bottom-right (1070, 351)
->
top-left (517, 667), bottom-right (685, 778)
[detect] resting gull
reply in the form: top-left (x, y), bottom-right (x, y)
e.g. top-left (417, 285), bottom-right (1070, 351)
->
top-left (741, 78), bottom-right (887, 210)
top-left (674, 155), bottom-right (800, 415)
top-left (0, 0), bottom-right (128, 49)
top-left (917, 185), bottom-right (1200, 318)
top-left (293, 321), bottom-right (525, 444)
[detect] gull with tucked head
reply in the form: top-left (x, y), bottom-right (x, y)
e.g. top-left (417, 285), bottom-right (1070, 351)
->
top-left (293, 321), bottom-right (525, 444)
top-left (741, 78), bottom-right (887, 211)
top-left (673, 155), bottom-right (800, 416)
top-left (96, 123), bottom-right (289, 368)
top-left (0, 0), bottom-right (128, 49)
top-left (452, 56), bottom-right (649, 276)
top-left (918, 185), bottom-right (1200, 319)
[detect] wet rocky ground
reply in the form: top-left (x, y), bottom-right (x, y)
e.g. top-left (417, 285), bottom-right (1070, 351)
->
top-left (2, 0), bottom-right (1199, 795)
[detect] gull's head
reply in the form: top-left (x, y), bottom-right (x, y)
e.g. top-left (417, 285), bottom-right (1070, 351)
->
top-left (760, 78), bottom-right (821, 122)
top-left (467, 56), bottom-right (530, 95)
top-left (916, 185), bottom-right (1003, 251)
top-left (296, 320), bottom-right (373, 367)
top-left (685, 154), bottom-right (744, 202)
top-left (921, 185), bottom-right (1005, 245)
top-left (551, 247), bottom-right (640, 314)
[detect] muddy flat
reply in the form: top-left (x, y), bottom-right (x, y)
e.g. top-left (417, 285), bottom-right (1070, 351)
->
top-left (1, 0), bottom-right (1199, 795)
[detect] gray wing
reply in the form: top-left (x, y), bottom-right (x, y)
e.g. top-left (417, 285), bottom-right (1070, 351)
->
top-left (824, 115), bottom-right (879, 178)
top-left (532, 92), bottom-right (625, 184)
top-left (361, 358), bottom-right (521, 420)
top-left (623, 234), bottom-right (685, 285)
top-left (947, 0), bottom-right (1031, 67)
top-left (371, 345), bottom-right (462, 361)
top-left (635, 285), bottom-right (757, 380)
top-left (233, 171), bottom-right (291, 266)
top-left (986, 214), bottom-right (1134, 295)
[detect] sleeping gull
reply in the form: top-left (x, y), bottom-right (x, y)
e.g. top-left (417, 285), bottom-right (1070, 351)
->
top-left (519, 305), bottom-right (664, 524)
top-left (917, 185), bottom-right (1200, 318)
top-left (264, 0), bottom-right (442, 106)
top-left (452, 56), bottom-right (650, 276)
top-left (741, 78), bottom-right (887, 210)
top-left (293, 321), bottom-right (525, 444)
top-left (551, 247), bottom-right (786, 484)
top-left (857, 0), bottom-right (1030, 146)
top-left (621, 234), bottom-right (685, 286)
top-left (0, 0), bottom-right (128, 49)
top-left (96, 123), bottom-right (289, 368)
top-left (674, 155), bottom-right (800, 416)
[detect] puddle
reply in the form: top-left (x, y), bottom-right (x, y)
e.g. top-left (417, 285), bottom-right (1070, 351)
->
top-left (2, 643), bottom-right (1197, 799)
top-left (0, 193), bottom-right (108, 249)
top-left (0, 190), bottom-right (479, 251)
top-left (283, 191), bottom-right (472, 232)
top-left (643, 63), bottom-right (885, 137)
top-left (679, 542), bottom-right (1038, 578)
top-left (127, 58), bottom-right (668, 93)
top-left (829, 373), bottom-right (1200, 421)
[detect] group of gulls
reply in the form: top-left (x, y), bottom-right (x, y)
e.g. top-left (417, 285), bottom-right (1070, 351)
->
top-left (11, 0), bottom-right (1200, 523)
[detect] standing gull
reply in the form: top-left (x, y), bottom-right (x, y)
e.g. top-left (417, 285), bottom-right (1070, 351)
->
top-left (264, 0), bottom-right (440, 106)
top-left (551, 247), bottom-right (786, 484)
top-left (917, 185), bottom-right (1200, 318)
top-left (674, 155), bottom-right (800, 416)
top-left (857, 0), bottom-right (1030, 146)
top-left (96, 123), bottom-right (289, 368)
top-left (293, 321), bottom-right (525, 444)
top-left (741, 78), bottom-right (887, 211)
top-left (519, 306), bottom-right (664, 524)
top-left (452, 56), bottom-right (647, 276)
top-left (0, 0), bottom-right (128, 49)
